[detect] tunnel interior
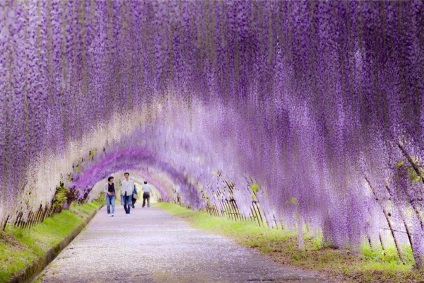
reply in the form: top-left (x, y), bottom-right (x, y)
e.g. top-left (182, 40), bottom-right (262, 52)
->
top-left (0, 0), bottom-right (423, 256)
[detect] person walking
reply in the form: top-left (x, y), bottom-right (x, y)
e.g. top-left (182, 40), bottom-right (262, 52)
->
top-left (121, 172), bottom-right (134, 214)
top-left (142, 181), bottom-right (152, 208)
top-left (104, 176), bottom-right (116, 217)
top-left (131, 184), bottom-right (138, 208)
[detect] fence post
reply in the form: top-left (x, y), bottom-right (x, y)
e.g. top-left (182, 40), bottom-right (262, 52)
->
top-left (2, 215), bottom-right (9, 231)
top-left (366, 177), bottom-right (404, 263)
top-left (250, 202), bottom-right (261, 226)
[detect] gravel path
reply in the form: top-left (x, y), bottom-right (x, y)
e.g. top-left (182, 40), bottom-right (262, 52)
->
top-left (36, 204), bottom-right (330, 283)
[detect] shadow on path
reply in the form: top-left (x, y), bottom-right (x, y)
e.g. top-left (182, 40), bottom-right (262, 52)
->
top-left (37, 204), bottom-right (330, 283)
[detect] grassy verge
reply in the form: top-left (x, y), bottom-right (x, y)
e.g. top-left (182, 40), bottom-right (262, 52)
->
top-left (157, 202), bottom-right (424, 283)
top-left (0, 201), bottom-right (102, 282)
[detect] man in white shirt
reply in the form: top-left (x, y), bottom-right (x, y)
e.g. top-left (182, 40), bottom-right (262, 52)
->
top-left (142, 181), bottom-right (152, 208)
top-left (121, 172), bottom-right (134, 214)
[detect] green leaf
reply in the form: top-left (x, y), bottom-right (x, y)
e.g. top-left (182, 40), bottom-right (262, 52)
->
top-left (290, 197), bottom-right (298, 205)
top-left (396, 161), bottom-right (404, 167)
top-left (251, 183), bottom-right (259, 193)
top-left (411, 175), bottom-right (421, 183)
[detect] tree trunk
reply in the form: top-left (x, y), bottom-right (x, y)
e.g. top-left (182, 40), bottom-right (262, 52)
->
top-left (365, 177), bottom-right (404, 263)
top-left (297, 214), bottom-right (305, 250)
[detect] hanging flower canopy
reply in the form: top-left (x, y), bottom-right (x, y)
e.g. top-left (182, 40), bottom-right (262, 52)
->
top-left (0, 0), bottom-right (423, 261)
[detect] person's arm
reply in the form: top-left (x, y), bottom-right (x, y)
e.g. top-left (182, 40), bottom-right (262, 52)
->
top-left (105, 183), bottom-right (112, 195)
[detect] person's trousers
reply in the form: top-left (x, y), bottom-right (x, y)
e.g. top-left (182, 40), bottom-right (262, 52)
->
top-left (142, 193), bottom-right (150, 207)
top-left (106, 195), bottom-right (115, 214)
top-left (132, 197), bottom-right (137, 208)
top-left (123, 195), bottom-right (132, 214)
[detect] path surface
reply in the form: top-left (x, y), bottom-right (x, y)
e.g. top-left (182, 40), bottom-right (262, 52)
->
top-left (37, 204), bottom-right (330, 283)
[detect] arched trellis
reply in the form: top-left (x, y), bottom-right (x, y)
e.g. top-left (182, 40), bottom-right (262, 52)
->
top-left (1, 140), bottom-right (269, 233)
top-left (1, 0), bottom-right (423, 269)
top-left (70, 143), bottom-right (266, 225)
top-left (71, 146), bottom-right (191, 203)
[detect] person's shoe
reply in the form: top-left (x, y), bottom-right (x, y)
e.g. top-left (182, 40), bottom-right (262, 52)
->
top-left (111, 214), bottom-right (114, 217)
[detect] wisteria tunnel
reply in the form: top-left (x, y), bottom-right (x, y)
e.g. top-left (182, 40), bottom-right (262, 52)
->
top-left (1, 0), bottom-right (424, 272)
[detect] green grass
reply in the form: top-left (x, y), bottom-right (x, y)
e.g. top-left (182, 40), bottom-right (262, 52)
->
top-left (157, 202), bottom-right (424, 283)
top-left (0, 201), bottom-right (101, 282)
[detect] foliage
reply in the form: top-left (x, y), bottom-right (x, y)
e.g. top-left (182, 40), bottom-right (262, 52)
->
top-left (159, 202), bottom-right (424, 283)
top-left (51, 183), bottom-right (69, 211)
top-left (250, 183), bottom-right (259, 193)
top-left (0, 201), bottom-right (101, 282)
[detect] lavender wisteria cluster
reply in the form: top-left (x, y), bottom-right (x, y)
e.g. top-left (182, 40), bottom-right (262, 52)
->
top-left (0, 0), bottom-right (423, 267)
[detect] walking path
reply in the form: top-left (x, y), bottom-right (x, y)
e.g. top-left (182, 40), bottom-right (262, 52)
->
top-left (37, 204), bottom-right (330, 283)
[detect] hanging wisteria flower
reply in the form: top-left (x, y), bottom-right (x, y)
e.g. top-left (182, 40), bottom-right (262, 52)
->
top-left (0, 0), bottom-right (423, 268)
